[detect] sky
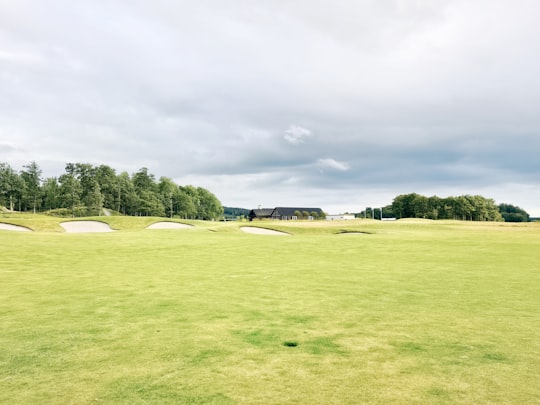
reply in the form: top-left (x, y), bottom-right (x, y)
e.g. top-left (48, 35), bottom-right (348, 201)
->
top-left (1, 0), bottom-right (539, 215)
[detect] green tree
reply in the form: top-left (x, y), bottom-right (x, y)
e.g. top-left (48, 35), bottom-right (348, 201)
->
top-left (499, 203), bottom-right (529, 222)
top-left (20, 161), bottom-right (42, 213)
top-left (427, 196), bottom-right (441, 219)
top-left (181, 186), bottom-right (200, 219)
top-left (485, 198), bottom-right (503, 222)
top-left (95, 165), bottom-right (118, 210)
top-left (453, 196), bottom-right (472, 220)
top-left (0, 162), bottom-right (24, 211)
top-left (1, 161), bottom-right (225, 220)
top-left (440, 197), bottom-right (456, 219)
top-left (131, 168), bottom-right (164, 216)
top-left (133, 167), bottom-right (157, 192)
top-left (136, 189), bottom-right (165, 216)
top-left (381, 205), bottom-right (394, 219)
top-left (158, 177), bottom-right (178, 218)
top-left (117, 172), bottom-right (138, 215)
top-left (66, 163), bottom-right (102, 212)
top-left (196, 187), bottom-right (223, 220)
top-left (86, 181), bottom-right (104, 216)
top-left (392, 193), bottom-right (428, 218)
top-left (176, 186), bottom-right (197, 219)
top-left (58, 173), bottom-right (82, 216)
top-left (42, 177), bottom-right (60, 210)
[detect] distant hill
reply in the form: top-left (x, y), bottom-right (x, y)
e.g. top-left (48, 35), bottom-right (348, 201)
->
top-left (223, 206), bottom-right (250, 219)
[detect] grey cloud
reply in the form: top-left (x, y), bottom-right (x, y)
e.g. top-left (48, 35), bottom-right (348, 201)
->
top-left (1, 0), bottom-right (539, 215)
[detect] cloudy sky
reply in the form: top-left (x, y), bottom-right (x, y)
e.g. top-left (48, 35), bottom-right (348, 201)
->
top-left (1, 0), bottom-right (539, 215)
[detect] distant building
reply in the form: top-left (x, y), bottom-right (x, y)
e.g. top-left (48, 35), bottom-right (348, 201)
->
top-left (248, 208), bottom-right (274, 221)
top-left (249, 207), bottom-right (325, 221)
top-left (326, 214), bottom-right (356, 220)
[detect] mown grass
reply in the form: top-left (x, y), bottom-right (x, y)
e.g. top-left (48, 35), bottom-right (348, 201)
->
top-left (0, 218), bottom-right (539, 404)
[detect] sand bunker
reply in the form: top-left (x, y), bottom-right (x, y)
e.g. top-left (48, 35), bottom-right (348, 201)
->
top-left (60, 221), bottom-right (114, 233)
top-left (0, 223), bottom-right (32, 232)
top-left (146, 222), bottom-right (193, 229)
top-left (240, 226), bottom-right (289, 235)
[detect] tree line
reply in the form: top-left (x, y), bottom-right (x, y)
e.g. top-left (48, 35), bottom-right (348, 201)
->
top-left (391, 193), bottom-right (504, 221)
top-left (361, 193), bottom-right (529, 222)
top-left (0, 161), bottom-right (224, 219)
top-left (223, 207), bottom-right (251, 220)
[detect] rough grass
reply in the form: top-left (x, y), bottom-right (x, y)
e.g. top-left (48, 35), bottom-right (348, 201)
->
top-left (0, 218), bottom-right (539, 404)
top-left (0, 212), bottom-right (206, 232)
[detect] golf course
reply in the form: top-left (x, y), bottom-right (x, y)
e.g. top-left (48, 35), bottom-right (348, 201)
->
top-left (1, 214), bottom-right (539, 404)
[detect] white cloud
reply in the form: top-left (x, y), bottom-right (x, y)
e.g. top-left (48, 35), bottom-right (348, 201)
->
top-left (283, 125), bottom-right (313, 144)
top-left (317, 158), bottom-right (350, 171)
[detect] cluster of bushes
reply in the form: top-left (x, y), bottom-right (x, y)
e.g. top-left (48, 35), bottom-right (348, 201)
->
top-left (0, 161), bottom-right (223, 220)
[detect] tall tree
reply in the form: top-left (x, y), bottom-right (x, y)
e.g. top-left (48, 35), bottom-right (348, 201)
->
top-left (95, 165), bottom-right (118, 210)
top-left (132, 168), bottom-right (163, 216)
top-left (20, 161), bottom-right (42, 213)
top-left (0, 162), bottom-right (24, 211)
top-left (427, 196), bottom-right (441, 219)
top-left (1, 161), bottom-right (225, 218)
top-left (66, 163), bottom-right (100, 211)
top-left (137, 189), bottom-right (165, 216)
top-left (117, 172), bottom-right (137, 215)
top-left (392, 193), bottom-right (427, 218)
top-left (133, 167), bottom-right (157, 192)
top-left (58, 173), bottom-right (82, 216)
top-left (176, 186), bottom-right (196, 219)
top-left (85, 181), bottom-right (104, 216)
top-left (158, 177), bottom-right (178, 218)
top-left (454, 196), bottom-right (474, 221)
top-left (196, 187), bottom-right (223, 220)
top-left (42, 177), bottom-right (60, 210)
top-left (180, 185), bottom-right (200, 219)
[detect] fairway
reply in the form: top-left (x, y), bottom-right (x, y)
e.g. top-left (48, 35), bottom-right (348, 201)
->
top-left (1, 218), bottom-right (539, 404)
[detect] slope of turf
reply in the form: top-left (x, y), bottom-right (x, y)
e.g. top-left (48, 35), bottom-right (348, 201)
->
top-left (1, 219), bottom-right (539, 403)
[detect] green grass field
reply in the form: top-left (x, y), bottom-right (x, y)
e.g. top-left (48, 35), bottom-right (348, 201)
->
top-left (1, 215), bottom-right (539, 404)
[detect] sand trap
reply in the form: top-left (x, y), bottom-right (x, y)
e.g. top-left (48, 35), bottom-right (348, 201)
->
top-left (0, 223), bottom-right (32, 232)
top-left (240, 226), bottom-right (289, 235)
top-left (60, 221), bottom-right (114, 233)
top-left (146, 222), bottom-right (193, 229)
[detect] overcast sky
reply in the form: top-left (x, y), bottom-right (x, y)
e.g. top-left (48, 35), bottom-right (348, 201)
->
top-left (1, 0), bottom-right (539, 215)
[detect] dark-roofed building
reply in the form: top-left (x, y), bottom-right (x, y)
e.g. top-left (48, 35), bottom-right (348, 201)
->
top-left (248, 208), bottom-right (274, 221)
top-left (270, 207), bottom-right (324, 220)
